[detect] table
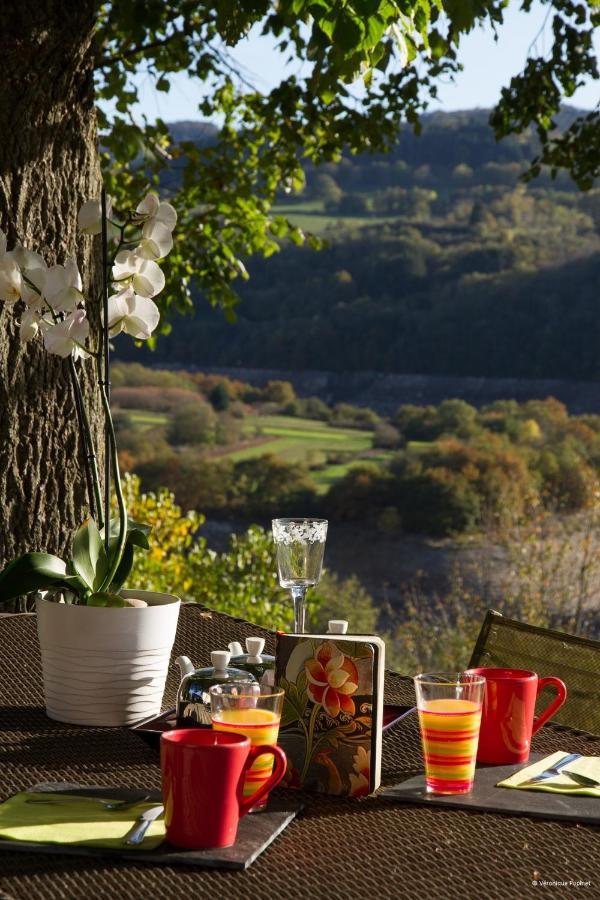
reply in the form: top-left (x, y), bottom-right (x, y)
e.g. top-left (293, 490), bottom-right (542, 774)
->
top-left (0, 605), bottom-right (599, 900)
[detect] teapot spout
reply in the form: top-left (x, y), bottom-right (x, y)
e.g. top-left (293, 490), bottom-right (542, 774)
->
top-left (175, 655), bottom-right (195, 678)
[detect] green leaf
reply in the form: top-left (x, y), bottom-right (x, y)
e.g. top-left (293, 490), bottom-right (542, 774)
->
top-left (296, 669), bottom-right (308, 696)
top-left (333, 11), bottom-right (365, 52)
top-left (107, 518), bottom-right (151, 550)
top-left (280, 702), bottom-right (300, 728)
top-left (87, 592), bottom-right (129, 608)
top-left (0, 553), bottom-right (83, 602)
top-left (72, 519), bottom-right (109, 591)
top-left (109, 542), bottom-right (135, 593)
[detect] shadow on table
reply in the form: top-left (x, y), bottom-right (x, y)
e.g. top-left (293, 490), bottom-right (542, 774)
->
top-left (0, 706), bottom-right (159, 772)
top-left (0, 853), bottom-right (175, 882)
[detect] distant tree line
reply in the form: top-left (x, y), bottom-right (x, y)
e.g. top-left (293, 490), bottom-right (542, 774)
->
top-left (117, 111), bottom-right (600, 380)
top-left (113, 365), bottom-right (600, 538)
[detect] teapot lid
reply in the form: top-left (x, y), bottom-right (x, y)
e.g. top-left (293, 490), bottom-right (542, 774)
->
top-left (211, 650), bottom-right (231, 673)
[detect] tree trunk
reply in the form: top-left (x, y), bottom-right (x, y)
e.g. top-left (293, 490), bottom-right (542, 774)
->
top-left (0, 2), bottom-right (102, 575)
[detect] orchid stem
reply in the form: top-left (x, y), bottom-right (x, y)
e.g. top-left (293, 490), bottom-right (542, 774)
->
top-left (68, 357), bottom-right (104, 529)
top-left (101, 188), bottom-right (111, 558)
top-left (97, 365), bottom-right (127, 591)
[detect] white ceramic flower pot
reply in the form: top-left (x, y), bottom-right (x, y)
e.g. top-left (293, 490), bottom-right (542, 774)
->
top-left (36, 590), bottom-right (181, 727)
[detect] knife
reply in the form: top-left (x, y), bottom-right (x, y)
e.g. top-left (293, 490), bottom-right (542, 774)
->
top-left (122, 805), bottom-right (164, 846)
top-left (519, 753), bottom-right (581, 786)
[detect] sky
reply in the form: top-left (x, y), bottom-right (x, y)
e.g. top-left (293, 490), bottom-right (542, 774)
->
top-left (127, 2), bottom-right (599, 124)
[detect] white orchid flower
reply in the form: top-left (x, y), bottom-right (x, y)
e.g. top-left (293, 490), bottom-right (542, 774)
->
top-left (12, 246), bottom-right (43, 269)
top-left (107, 286), bottom-right (160, 339)
top-left (12, 250), bottom-right (48, 307)
top-left (43, 260), bottom-right (83, 312)
top-left (43, 308), bottom-right (89, 358)
top-left (0, 253), bottom-right (22, 303)
top-left (112, 250), bottom-right (165, 298)
top-left (77, 197), bottom-right (113, 235)
top-left (135, 192), bottom-right (177, 232)
top-left (19, 308), bottom-right (42, 343)
top-left (138, 220), bottom-right (174, 260)
top-left (21, 266), bottom-right (47, 309)
top-left (0, 228), bottom-right (22, 304)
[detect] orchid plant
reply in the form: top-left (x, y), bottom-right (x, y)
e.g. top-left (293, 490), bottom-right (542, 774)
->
top-left (0, 192), bottom-right (177, 607)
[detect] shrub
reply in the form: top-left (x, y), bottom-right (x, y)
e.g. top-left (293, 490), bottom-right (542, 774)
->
top-left (168, 400), bottom-right (217, 446)
top-left (117, 428), bottom-right (172, 466)
top-left (330, 403), bottom-right (380, 430)
top-left (209, 381), bottom-right (231, 412)
top-left (111, 362), bottom-right (198, 392)
top-left (215, 414), bottom-right (242, 446)
top-left (285, 396), bottom-right (331, 421)
top-left (112, 386), bottom-right (197, 412)
top-left (263, 380), bottom-right (296, 406)
top-left (373, 421), bottom-right (402, 449)
top-left (394, 404), bottom-right (439, 441)
top-left (327, 464), bottom-right (391, 520)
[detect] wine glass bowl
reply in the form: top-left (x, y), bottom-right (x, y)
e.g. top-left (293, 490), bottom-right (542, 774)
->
top-left (272, 517), bottom-right (328, 633)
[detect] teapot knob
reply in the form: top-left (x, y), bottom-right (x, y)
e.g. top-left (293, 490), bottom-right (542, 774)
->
top-left (246, 637), bottom-right (265, 661)
top-left (211, 650), bottom-right (231, 673)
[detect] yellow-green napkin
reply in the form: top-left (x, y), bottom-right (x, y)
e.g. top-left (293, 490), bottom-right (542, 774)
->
top-left (498, 752), bottom-right (600, 797)
top-left (0, 793), bottom-right (165, 850)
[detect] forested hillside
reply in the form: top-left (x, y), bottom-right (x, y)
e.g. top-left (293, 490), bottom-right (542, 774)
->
top-left (117, 109), bottom-right (600, 379)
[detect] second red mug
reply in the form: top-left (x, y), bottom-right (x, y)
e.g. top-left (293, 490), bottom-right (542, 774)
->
top-left (161, 729), bottom-right (287, 849)
top-left (465, 667), bottom-right (567, 764)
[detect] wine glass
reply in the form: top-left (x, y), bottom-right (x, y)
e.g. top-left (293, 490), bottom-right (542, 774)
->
top-left (272, 517), bottom-right (328, 633)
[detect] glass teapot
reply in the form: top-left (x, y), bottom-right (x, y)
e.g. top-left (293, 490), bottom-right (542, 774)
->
top-left (175, 650), bottom-right (255, 728)
top-left (228, 637), bottom-right (276, 683)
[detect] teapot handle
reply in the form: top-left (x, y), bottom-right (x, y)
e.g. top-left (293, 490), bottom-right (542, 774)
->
top-left (175, 655), bottom-right (195, 677)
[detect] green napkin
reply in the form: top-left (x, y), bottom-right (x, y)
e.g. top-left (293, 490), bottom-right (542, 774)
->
top-left (498, 751), bottom-right (600, 797)
top-left (0, 792), bottom-right (165, 850)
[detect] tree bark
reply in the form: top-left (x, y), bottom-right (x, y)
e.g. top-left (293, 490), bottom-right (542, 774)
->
top-left (0, 1), bottom-right (102, 574)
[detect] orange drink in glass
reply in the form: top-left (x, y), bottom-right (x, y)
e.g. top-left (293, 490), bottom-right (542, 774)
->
top-left (414, 673), bottom-right (485, 794)
top-left (210, 684), bottom-right (283, 810)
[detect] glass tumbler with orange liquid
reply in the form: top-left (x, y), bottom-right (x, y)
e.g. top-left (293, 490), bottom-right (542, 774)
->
top-left (210, 684), bottom-right (284, 811)
top-left (414, 672), bottom-right (485, 794)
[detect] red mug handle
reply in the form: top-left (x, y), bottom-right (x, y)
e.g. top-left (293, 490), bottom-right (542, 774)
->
top-left (532, 676), bottom-right (568, 736)
top-left (238, 744), bottom-right (287, 817)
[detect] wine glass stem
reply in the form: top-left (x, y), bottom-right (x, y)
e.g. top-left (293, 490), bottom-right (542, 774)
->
top-left (291, 586), bottom-right (307, 633)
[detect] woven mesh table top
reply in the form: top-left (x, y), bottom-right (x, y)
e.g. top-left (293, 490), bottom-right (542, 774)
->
top-left (0, 605), bottom-right (599, 900)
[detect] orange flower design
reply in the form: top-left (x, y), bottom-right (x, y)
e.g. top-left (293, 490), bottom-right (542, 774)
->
top-left (305, 641), bottom-right (359, 718)
top-left (349, 746), bottom-right (371, 797)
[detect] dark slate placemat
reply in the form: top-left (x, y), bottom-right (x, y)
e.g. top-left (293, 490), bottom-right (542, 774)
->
top-left (380, 753), bottom-right (600, 824)
top-left (0, 783), bottom-right (301, 870)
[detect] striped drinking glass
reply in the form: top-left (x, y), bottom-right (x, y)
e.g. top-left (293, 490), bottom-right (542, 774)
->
top-left (414, 672), bottom-right (485, 794)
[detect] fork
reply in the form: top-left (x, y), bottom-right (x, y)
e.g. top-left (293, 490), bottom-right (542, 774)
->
top-left (25, 794), bottom-right (150, 811)
top-left (561, 770), bottom-right (600, 789)
top-left (518, 753), bottom-right (581, 786)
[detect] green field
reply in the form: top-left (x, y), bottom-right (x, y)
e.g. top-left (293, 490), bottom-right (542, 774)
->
top-left (128, 410), bottom-right (169, 428)
top-left (272, 203), bottom-right (397, 235)
top-left (123, 409), bottom-right (386, 493)
top-left (228, 415), bottom-right (379, 493)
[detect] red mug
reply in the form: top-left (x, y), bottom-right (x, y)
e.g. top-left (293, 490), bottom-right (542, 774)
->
top-left (465, 667), bottom-right (567, 764)
top-left (160, 729), bottom-right (287, 849)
